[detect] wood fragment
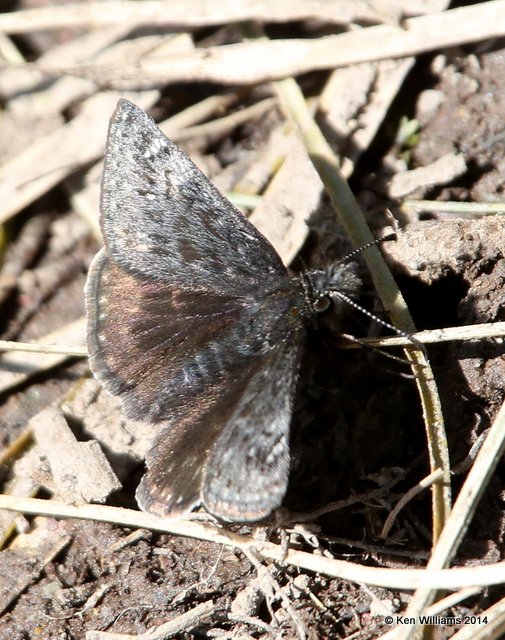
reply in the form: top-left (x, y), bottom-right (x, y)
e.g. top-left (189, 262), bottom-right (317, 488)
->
top-left (320, 59), bottom-right (419, 178)
top-left (0, 213), bottom-right (52, 305)
top-left (167, 97), bottom-right (276, 144)
top-left (249, 137), bottom-right (323, 265)
top-left (0, 92), bottom-right (139, 225)
top-left (388, 152), bottom-right (467, 198)
top-left (31, 407), bottom-right (121, 503)
top-left (4, 252), bottom-right (84, 341)
top-left (160, 91), bottom-right (240, 134)
top-left (0, 449), bottom-right (42, 546)
top-left (0, 32), bottom-right (193, 224)
top-left (60, 378), bottom-right (156, 481)
top-left (75, 32), bottom-right (195, 90)
top-left (0, 25), bottom-right (132, 106)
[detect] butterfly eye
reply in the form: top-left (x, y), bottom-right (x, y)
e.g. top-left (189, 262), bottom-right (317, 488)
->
top-left (313, 295), bottom-right (332, 314)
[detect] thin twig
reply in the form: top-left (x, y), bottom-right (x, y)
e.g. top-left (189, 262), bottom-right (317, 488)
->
top-left (402, 199), bottom-right (505, 216)
top-left (380, 469), bottom-right (445, 539)
top-left (85, 600), bottom-right (215, 639)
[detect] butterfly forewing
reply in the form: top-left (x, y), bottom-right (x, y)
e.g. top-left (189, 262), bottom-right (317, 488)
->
top-left (87, 250), bottom-right (263, 421)
top-left (101, 99), bottom-right (288, 295)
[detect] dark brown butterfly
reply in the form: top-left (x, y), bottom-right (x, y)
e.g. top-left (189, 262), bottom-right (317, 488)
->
top-left (85, 99), bottom-right (360, 522)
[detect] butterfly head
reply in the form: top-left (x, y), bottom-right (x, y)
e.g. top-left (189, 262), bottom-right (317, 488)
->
top-left (301, 262), bottom-right (362, 317)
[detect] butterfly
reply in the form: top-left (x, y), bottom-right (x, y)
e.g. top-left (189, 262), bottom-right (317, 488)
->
top-left (85, 99), bottom-right (360, 522)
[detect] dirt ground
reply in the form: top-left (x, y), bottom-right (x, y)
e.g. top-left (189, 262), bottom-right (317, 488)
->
top-left (0, 3), bottom-right (504, 640)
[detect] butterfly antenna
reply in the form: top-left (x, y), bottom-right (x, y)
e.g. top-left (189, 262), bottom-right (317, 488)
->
top-left (338, 233), bottom-right (397, 264)
top-left (337, 334), bottom-right (419, 376)
top-left (331, 289), bottom-right (427, 357)
top-left (329, 233), bottom-right (426, 356)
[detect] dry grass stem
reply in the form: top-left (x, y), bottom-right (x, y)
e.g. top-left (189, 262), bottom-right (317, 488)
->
top-left (0, 2), bottom-right (503, 636)
top-left (394, 398), bottom-right (505, 639)
top-left (0, 1), bottom-right (409, 34)
top-left (380, 469), bottom-right (444, 538)
top-left (0, 318), bottom-right (86, 394)
top-left (272, 72), bottom-right (451, 539)
top-left (0, 494), bottom-right (504, 592)
top-left (402, 199), bottom-right (505, 216)
top-left (19, 2), bottom-right (505, 86)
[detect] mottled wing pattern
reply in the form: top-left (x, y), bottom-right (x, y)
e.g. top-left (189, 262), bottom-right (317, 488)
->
top-left (136, 336), bottom-right (302, 521)
top-left (100, 99), bottom-right (287, 295)
top-left (203, 338), bottom-right (302, 520)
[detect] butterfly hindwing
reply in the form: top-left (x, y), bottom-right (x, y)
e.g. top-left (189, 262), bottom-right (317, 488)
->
top-left (136, 336), bottom-right (303, 521)
top-left (203, 338), bottom-right (302, 520)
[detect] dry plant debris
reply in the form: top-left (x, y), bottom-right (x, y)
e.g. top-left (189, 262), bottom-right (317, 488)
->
top-left (0, 1), bottom-right (504, 639)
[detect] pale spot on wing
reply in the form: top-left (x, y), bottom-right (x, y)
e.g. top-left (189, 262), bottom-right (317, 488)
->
top-left (143, 137), bottom-right (167, 158)
top-left (239, 229), bottom-right (259, 243)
